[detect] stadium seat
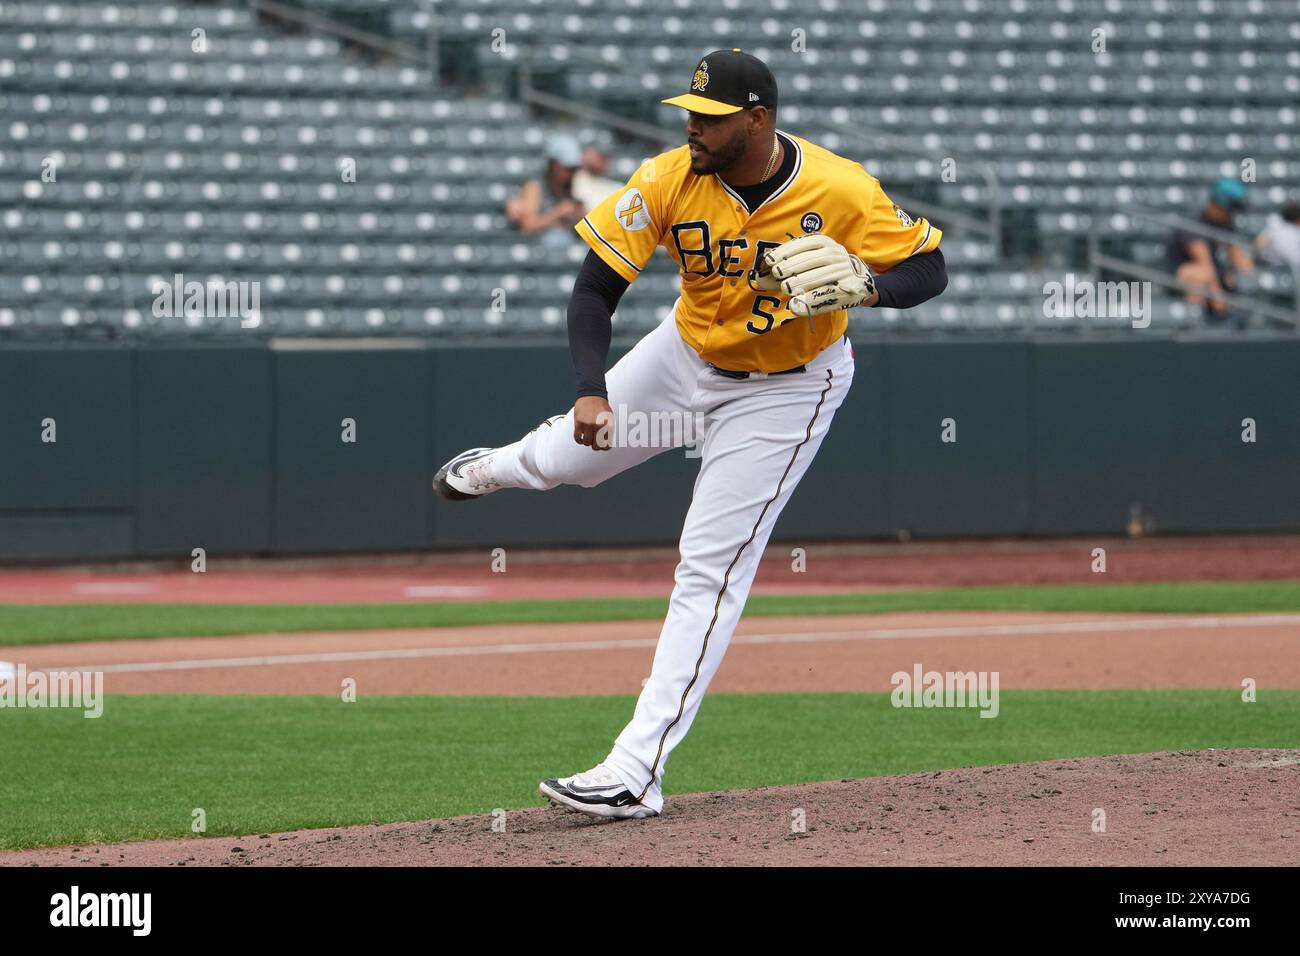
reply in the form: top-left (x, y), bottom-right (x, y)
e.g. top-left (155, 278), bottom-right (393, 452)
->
top-left (2, 0), bottom-right (1297, 339)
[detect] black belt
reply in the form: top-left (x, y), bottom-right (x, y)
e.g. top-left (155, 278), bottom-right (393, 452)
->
top-left (707, 333), bottom-right (848, 380)
top-left (708, 363), bottom-right (805, 380)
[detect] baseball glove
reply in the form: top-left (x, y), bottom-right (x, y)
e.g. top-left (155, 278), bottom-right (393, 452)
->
top-left (751, 233), bottom-right (876, 319)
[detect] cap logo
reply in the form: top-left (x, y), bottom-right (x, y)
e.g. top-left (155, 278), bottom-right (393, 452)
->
top-left (748, 92), bottom-right (759, 102)
top-left (691, 60), bottom-right (709, 92)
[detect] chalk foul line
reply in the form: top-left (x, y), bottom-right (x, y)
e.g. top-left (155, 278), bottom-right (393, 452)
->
top-left (33, 614), bottom-right (1300, 675)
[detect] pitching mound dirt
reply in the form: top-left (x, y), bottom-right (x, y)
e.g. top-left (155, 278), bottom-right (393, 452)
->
top-left (6, 749), bottom-right (1297, 867)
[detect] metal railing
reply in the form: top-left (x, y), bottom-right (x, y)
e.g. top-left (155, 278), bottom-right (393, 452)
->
top-left (1087, 208), bottom-right (1300, 329)
top-left (826, 127), bottom-right (1001, 252)
top-left (518, 64), bottom-right (679, 149)
top-left (110, 0), bottom-right (442, 326)
top-left (246, 0), bottom-right (433, 67)
top-left (218, 11), bottom-right (1001, 253)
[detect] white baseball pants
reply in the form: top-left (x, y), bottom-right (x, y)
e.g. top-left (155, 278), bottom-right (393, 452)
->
top-left (492, 307), bottom-right (855, 813)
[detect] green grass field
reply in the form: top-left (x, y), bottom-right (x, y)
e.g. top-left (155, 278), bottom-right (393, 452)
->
top-left (2, 690), bottom-right (1297, 850)
top-left (4, 579), bottom-right (1299, 646)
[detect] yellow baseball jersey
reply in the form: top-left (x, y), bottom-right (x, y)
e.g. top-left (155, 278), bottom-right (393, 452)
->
top-left (575, 131), bottom-right (942, 372)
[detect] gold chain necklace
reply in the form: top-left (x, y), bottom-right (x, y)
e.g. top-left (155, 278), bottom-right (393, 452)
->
top-left (760, 135), bottom-right (780, 181)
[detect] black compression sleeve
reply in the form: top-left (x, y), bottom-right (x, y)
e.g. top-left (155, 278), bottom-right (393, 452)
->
top-left (872, 248), bottom-right (948, 310)
top-left (568, 250), bottom-right (631, 399)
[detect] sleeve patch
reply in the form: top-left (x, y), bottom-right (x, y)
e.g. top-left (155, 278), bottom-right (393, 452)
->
top-left (614, 188), bottom-right (651, 232)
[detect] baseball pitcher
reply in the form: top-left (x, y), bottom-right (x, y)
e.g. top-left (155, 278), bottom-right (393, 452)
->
top-left (434, 50), bottom-right (947, 819)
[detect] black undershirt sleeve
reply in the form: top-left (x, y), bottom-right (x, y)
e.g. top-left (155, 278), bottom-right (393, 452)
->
top-left (568, 249), bottom-right (630, 399)
top-left (871, 247), bottom-right (948, 310)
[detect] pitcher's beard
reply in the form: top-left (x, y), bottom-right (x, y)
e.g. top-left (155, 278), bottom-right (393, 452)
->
top-left (688, 135), bottom-right (747, 176)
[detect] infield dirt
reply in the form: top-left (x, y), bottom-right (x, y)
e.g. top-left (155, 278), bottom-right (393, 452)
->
top-left (5, 750), bottom-right (1296, 866)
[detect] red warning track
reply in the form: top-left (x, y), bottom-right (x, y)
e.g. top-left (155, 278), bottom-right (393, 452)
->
top-left (1, 534), bottom-right (1297, 604)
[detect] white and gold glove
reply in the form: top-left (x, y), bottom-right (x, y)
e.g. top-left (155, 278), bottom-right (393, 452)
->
top-left (751, 233), bottom-right (876, 320)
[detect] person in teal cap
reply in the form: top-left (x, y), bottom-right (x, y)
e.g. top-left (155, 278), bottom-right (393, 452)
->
top-left (1167, 176), bottom-right (1255, 322)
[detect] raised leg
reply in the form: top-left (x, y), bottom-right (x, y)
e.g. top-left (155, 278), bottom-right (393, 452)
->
top-left (492, 312), bottom-right (701, 491)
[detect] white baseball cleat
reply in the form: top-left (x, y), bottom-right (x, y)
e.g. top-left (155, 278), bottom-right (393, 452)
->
top-left (539, 764), bottom-right (659, 820)
top-left (432, 447), bottom-right (503, 501)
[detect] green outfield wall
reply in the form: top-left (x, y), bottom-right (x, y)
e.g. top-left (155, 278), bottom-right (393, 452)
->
top-left (1, 335), bottom-right (1296, 561)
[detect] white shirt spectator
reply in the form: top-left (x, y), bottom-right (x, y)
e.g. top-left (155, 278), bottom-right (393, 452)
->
top-left (1256, 212), bottom-right (1300, 271)
top-left (572, 169), bottom-right (621, 210)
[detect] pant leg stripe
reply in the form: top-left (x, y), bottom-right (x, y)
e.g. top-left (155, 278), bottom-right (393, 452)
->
top-left (635, 368), bottom-right (837, 803)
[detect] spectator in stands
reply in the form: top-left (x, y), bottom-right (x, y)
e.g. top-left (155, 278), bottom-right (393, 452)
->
top-left (1167, 177), bottom-right (1254, 320)
top-left (581, 145), bottom-right (610, 177)
top-left (1255, 204), bottom-right (1300, 273)
top-left (506, 134), bottom-right (586, 246)
top-left (573, 145), bottom-right (621, 210)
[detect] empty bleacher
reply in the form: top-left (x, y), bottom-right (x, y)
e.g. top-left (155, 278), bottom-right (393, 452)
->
top-left (1, 0), bottom-right (1297, 338)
